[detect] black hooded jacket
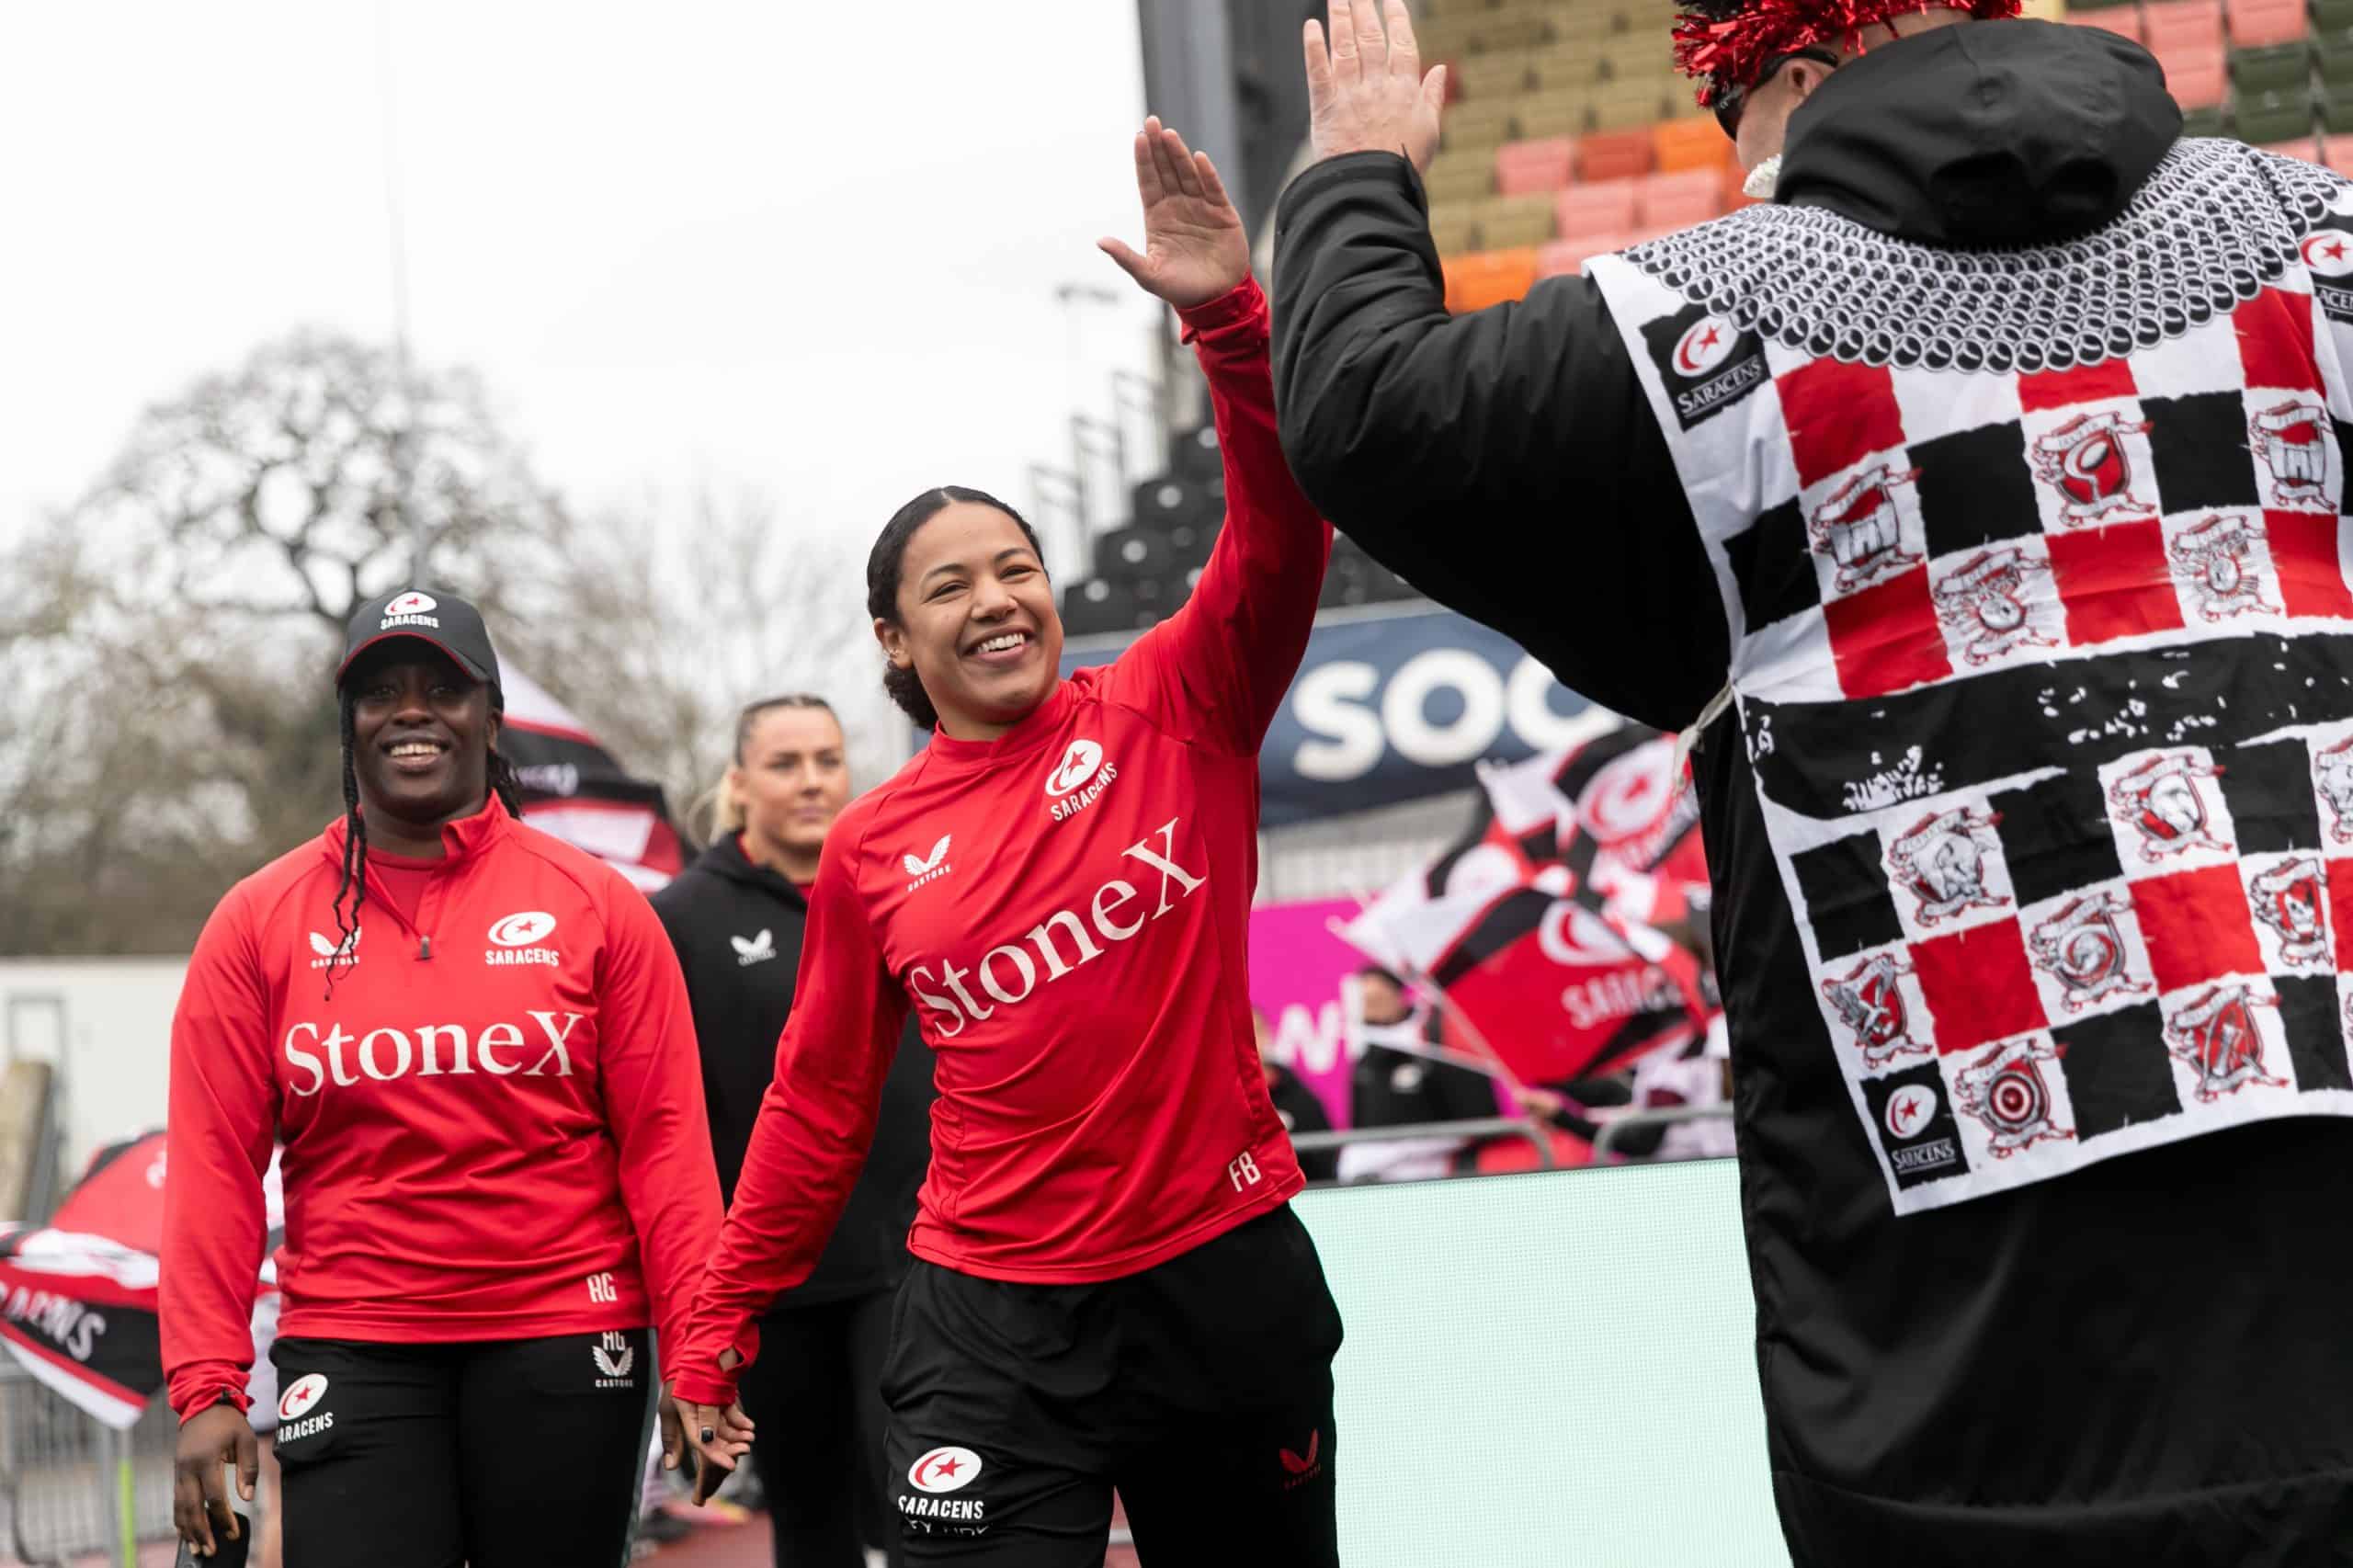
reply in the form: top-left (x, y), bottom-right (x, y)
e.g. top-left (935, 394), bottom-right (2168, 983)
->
top-left (1276, 20), bottom-right (2353, 1564)
top-left (652, 832), bottom-right (936, 1306)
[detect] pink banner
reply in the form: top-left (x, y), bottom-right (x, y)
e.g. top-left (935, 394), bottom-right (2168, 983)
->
top-left (1247, 898), bottom-right (1363, 1129)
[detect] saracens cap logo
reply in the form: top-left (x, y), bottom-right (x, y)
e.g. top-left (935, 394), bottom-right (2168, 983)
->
top-left (278, 1373), bottom-right (328, 1423)
top-left (1046, 740), bottom-right (1106, 798)
top-left (908, 1447), bottom-right (983, 1494)
top-left (2303, 230), bottom-right (2353, 278)
top-left (488, 911), bottom-right (558, 947)
top-left (1882, 1081), bottom-right (1939, 1141)
top-left (384, 591), bottom-right (437, 617)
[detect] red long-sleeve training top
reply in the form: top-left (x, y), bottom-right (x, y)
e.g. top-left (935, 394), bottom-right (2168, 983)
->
top-left (674, 278), bottom-right (1331, 1405)
top-left (162, 799), bottom-right (722, 1419)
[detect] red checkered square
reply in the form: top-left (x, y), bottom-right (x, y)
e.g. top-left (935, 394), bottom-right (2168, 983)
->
top-left (2329, 858), bottom-right (2353, 971)
top-left (1913, 919), bottom-right (2044, 1053)
top-left (2234, 288), bottom-right (2325, 395)
top-left (1824, 566), bottom-right (1952, 698)
top-left (1779, 359), bottom-right (1905, 486)
top-left (2018, 360), bottom-right (2137, 413)
top-left (2131, 865), bottom-right (2264, 993)
top-left (2048, 519), bottom-right (2185, 644)
top-left (2264, 510), bottom-right (2353, 619)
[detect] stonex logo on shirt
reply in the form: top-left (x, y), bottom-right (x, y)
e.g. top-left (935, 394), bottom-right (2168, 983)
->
top-left (905, 819), bottom-right (1202, 1037)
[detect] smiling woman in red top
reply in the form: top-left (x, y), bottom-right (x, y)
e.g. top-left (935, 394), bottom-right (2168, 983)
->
top-left (163, 591), bottom-right (721, 1565)
top-left (673, 121), bottom-right (1344, 1566)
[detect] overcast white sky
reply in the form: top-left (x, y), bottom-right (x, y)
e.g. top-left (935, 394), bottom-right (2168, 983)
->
top-left (0, 2), bottom-right (1165, 576)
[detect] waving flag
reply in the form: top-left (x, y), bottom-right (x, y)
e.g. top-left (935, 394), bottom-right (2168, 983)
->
top-left (499, 668), bottom-right (685, 892)
top-left (1339, 723), bottom-right (1713, 1090)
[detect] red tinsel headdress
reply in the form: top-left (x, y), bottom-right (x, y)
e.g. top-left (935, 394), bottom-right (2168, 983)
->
top-left (1671, 0), bottom-right (2022, 107)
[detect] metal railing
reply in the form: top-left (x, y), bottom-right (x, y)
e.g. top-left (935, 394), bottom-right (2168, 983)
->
top-left (1589, 1105), bottom-right (1735, 1161)
top-left (0, 1362), bottom-right (177, 1567)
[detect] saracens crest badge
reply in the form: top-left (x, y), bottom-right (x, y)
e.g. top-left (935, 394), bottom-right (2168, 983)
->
top-left (2168, 513), bottom-right (2277, 622)
top-left (1808, 464), bottom-right (1923, 594)
top-left (2164, 984), bottom-right (2287, 1102)
top-left (1952, 1036), bottom-right (2073, 1157)
top-left (2250, 400), bottom-right (2332, 511)
top-left (1885, 805), bottom-right (2006, 926)
top-left (1821, 951), bottom-right (1928, 1068)
top-left (2248, 856), bottom-right (2330, 969)
top-left (2107, 754), bottom-right (2228, 862)
top-left (1931, 547), bottom-right (2057, 665)
top-left (2315, 735), bottom-right (2353, 846)
top-left (2032, 411), bottom-right (2154, 527)
top-left (2026, 891), bottom-right (2152, 1012)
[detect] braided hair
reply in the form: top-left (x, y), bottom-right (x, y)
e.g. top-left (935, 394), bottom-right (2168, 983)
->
top-left (323, 685), bottom-right (521, 998)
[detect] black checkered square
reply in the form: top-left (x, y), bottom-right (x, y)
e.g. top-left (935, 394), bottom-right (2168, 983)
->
top-left (2142, 392), bottom-right (2261, 513)
top-left (1913, 420), bottom-right (2042, 559)
top-left (2275, 975), bottom-right (2353, 1092)
top-left (1722, 497), bottom-right (1819, 631)
top-left (2219, 737), bottom-right (2325, 854)
top-left (2052, 1002), bottom-right (2180, 1139)
top-left (1790, 831), bottom-right (1904, 960)
top-left (1992, 772), bottom-right (2126, 909)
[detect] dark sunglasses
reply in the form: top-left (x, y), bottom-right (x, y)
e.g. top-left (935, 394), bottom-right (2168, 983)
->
top-left (1713, 47), bottom-right (1840, 139)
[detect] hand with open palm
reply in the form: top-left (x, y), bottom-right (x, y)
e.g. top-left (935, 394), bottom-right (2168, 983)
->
top-left (1099, 117), bottom-right (1252, 310)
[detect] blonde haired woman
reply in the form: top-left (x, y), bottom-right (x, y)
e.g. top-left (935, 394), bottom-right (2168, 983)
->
top-left (651, 695), bottom-right (933, 1567)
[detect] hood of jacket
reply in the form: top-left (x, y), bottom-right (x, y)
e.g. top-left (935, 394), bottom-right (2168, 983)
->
top-left (1776, 17), bottom-right (2182, 247)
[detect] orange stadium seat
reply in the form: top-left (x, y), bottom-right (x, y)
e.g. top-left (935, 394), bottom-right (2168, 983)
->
top-left (1653, 116), bottom-right (1733, 173)
top-left (2074, 6), bottom-right (2147, 40)
top-left (2230, 0), bottom-right (2309, 44)
top-left (1578, 128), bottom-right (1656, 182)
top-left (1556, 177), bottom-right (1642, 239)
top-left (1496, 136), bottom-right (1580, 195)
top-left (2328, 141), bottom-right (2353, 176)
top-left (1639, 167), bottom-right (1724, 227)
top-left (1444, 246), bottom-right (1540, 312)
top-left (2159, 41), bottom-right (2231, 106)
top-left (1535, 239), bottom-right (1590, 278)
top-left (2144, 0), bottom-right (2225, 51)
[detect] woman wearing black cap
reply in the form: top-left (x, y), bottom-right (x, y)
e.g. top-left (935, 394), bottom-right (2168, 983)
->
top-left (651, 693), bottom-right (935, 1567)
top-left (162, 587), bottom-right (723, 1565)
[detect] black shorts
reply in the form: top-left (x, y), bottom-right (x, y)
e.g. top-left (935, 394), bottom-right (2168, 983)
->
top-left (269, 1328), bottom-right (654, 1568)
top-left (877, 1204), bottom-right (1344, 1565)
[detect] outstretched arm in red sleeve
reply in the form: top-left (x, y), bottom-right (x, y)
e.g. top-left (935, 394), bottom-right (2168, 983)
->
top-left (673, 812), bottom-right (908, 1463)
top-left (1098, 118), bottom-right (1335, 756)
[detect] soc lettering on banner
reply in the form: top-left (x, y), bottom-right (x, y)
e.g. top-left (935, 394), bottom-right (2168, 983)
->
top-left (1057, 605), bottom-right (1604, 825)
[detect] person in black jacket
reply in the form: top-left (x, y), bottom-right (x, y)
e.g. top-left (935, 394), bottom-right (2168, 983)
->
top-left (652, 694), bottom-right (934, 1568)
top-left (1273, 3), bottom-right (2353, 1562)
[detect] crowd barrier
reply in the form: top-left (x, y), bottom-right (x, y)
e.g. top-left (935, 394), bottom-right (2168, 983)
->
top-left (0, 1362), bottom-right (176, 1567)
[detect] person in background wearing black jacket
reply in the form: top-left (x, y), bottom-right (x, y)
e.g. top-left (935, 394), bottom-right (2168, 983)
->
top-left (1274, 2), bottom-right (2353, 1562)
top-left (1255, 1006), bottom-right (1337, 1182)
top-left (652, 695), bottom-right (934, 1568)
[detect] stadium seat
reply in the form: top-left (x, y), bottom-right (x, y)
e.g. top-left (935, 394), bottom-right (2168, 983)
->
top-left (1475, 191), bottom-right (1562, 247)
top-left (1455, 52), bottom-right (1533, 100)
top-left (2322, 32), bottom-right (2353, 90)
top-left (1443, 246), bottom-right (1540, 312)
top-left (2235, 85), bottom-right (2316, 142)
top-left (1595, 33), bottom-right (1674, 80)
top-left (1556, 177), bottom-right (1642, 239)
top-left (1720, 160), bottom-right (1762, 210)
top-left (2178, 102), bottom-right (2233, 136)
top-left (1514, 91), bottom-right (1591, 139)
top-left (2323, 84), bottom-right (2353, 132)
top-left (1638, 167), bottom-right (1723, 228)
top-left (1428, 205), bottom-right (1480, 256)
top-left (1653, 116), bottom-right (1732, 173)
top-left (1443, 98), bottom-right (1524, 150)
top-left (2226, 0), bottom-right (2308, 45)
top-left (2260, 135), bottom-right (2324, 161)
top-left (2143, 0), bottom-right (2223, 52)
top-left (2074, 6), bottom-right (2147, 40)
top-left (1165, 424), bottom-right (1221, 485)
top-left (2160, 42), bottom-right (2231, 107)
top-left (2065, 0), bottom-right (2136, 9)
top-left (2320, 0), bottom-right (2353, 27)
top-left (1535, 238), bottom-right (1590, 277)
top-left (1424, 147), bottom-right (1500, 205)
top-left (1527, 41), bottom-right (1602, 91)
top-left (1094, 527), bottom-right (1176, 583)
top-left (2232, 41), bottom-right (2313, 95)
top-left (2328, 137), bottom-right (2353, 175)
top-left (1496, 136), bottom-right (1579, 195)
top-left (1577, 127), bottom-right (1656, 181)
top-left (1131, 476), bottom-right (1220, 533)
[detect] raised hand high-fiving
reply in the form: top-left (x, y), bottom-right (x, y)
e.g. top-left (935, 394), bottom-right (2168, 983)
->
top-left (1098, 117), bottom-right (1252, 310)
top-left (1304, 0), bottom-right (1447, 174)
